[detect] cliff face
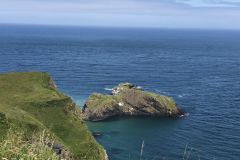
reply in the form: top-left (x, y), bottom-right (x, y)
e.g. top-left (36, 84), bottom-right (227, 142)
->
top-left (0, 71), bottom-right (107, 160)
top-left (82, 83), bottom-right (187, 121)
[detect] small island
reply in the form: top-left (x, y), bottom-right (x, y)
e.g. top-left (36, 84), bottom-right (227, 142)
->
top-left (82, 83), bottom-right (187, 121)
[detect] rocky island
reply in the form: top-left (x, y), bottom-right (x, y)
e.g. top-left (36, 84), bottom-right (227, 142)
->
top-left (82, 83), bottom-right (187, 121)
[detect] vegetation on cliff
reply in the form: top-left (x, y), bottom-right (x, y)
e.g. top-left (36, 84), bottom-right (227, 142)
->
top-left (82, 83), bottom-right (187, 121)
top-left (0, 127), bottom-right (63, 159)
top-left (0, 71), bottom-right (107, 160)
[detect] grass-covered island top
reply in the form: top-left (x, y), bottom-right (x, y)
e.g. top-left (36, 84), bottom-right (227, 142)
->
top-left (82, 83), bottom-right (187, 121)
top-left (0, 71), bottom-right (108, 160)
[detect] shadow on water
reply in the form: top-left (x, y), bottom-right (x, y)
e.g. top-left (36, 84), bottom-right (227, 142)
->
top-left (109, 148), bottom-right (124, 155)
top-left (92, 131), bottom-right (121, 139)
top-left (107, 148), bottom-right (124, 160)
top-left (85, 115), bottom-right (184, 135)
top-left (109, 131), bottom-right (120, 135)
top-left (92, 134), bottom-right (103, 139)
top-left (98, 115), bottom-right (183, 122)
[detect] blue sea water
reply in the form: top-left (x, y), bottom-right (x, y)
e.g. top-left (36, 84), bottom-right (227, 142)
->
top-left (0, 24), bottom-right (240, 159)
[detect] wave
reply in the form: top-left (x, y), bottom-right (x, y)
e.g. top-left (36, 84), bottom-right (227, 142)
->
top-left (155, 89), bottom-right (170, 95)
top-left (179, 113), bottom-right (189, 117)
top-left (178, 95), bottom-right (183, 98)
top-left (178, 93), bottom-right (193, 99)
top-left (104, 88), bottom-right (113, 91)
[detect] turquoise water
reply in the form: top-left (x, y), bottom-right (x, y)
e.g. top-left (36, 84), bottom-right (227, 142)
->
top-left (0, 24), bottom-right (240, 159)
top-left (85, 116), bottom-right (188, 159)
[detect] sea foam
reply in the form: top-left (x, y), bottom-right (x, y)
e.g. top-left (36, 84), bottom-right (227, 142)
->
top-left (104, 88), bottom-right (113, 91)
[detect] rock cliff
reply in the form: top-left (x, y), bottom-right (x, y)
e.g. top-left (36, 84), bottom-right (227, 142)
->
top-left (82, 83), bottom-right (187, 121)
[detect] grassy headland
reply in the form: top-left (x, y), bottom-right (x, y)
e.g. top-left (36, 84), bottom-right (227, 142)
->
top-left (0, 71), bottom-right (107, 160)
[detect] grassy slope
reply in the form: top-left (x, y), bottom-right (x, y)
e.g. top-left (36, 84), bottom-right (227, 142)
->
top-left (0, 71), bottom-right (106, 160)
top-left (138, 90), bottom-right (177, 109)
top-left (87, 88), bottom-right (177, 110)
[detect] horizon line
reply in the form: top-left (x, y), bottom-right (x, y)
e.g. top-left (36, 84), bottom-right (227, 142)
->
top-left (1, 22), bottom-right (240, 31)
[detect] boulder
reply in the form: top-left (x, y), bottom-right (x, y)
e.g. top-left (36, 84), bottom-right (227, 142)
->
top-left (92, 131), bottom-right (101, 136)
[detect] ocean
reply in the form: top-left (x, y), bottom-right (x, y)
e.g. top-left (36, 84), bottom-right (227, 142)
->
top-left (0, 24), bottom-right (239, 159)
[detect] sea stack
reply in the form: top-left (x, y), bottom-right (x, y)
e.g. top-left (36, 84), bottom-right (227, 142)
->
top-left (82, 83), bottom-right (187, 121)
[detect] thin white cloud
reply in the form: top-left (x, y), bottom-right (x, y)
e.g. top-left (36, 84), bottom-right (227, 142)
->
top-left (176, 0), bottom-right (240, 7)
top-left (0, 0), bottom-right (166, 13)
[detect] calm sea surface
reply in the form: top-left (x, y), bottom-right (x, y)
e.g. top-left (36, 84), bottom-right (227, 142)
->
top-left (0, 24), bottom-right (240, 159)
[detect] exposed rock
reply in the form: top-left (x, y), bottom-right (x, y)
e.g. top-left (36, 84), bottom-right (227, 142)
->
top-left (50, 142), bottom-right (73, 159)
top-left (93, 93), bottom-right (102, 98)
top-left (29, 136), bottom-right (73, 160)
top-left (82, 83), bottom-right (187, 121)
top-left (48, 77), bottom-right (57, 89)
top-left (104, 150), bottom-right (109, 160)
top-left (111, 82), bottom-right (142, 96)
top-left (92, 131), bottom-right (101, 136)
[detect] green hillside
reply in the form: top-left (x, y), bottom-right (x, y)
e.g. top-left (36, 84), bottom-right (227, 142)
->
top-left (0, 71), bottom-right (107, 160)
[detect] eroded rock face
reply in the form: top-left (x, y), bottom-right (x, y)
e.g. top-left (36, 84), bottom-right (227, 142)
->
top-left (82, 99), bottom-right (121, 121)
top-left (48, 77), bottom-right (57, 89)
top-left (82, 83), bottom-right (187, 121)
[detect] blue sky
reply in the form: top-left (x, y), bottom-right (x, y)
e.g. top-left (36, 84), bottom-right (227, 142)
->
top-left (0, 0), bottom-right (240, 29)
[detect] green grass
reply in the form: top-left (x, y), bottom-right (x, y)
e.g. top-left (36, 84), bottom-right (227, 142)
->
top-left (112, 83), bottom-right (177, 109)
top-left (115, 89), bottom-right (177, 110)
top-left (88, 84), bottom-right (177, 111)
top-left (139, 90), bottom-right (177, 109)
top-left (0, 71), bottom-right (65, 109)
top-left (88, 93), bottom-right (118, 109)
top-left (89, 93), bottom-right (117, 101)
top-left (0, 71), bottom-right (106, 160)
top-left (0, 127), bottom-right (60, 160)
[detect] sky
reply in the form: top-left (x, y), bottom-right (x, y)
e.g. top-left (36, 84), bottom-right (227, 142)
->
top-left (0, 0), bottom-right (240, 29)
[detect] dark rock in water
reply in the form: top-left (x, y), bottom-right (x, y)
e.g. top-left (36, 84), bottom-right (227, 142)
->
top-left (82, 83), bottom-right (187, 121)
top-left (109, 148), bottom-right (124, 155)
top-left (92, 131), bottom-right (101, 136)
